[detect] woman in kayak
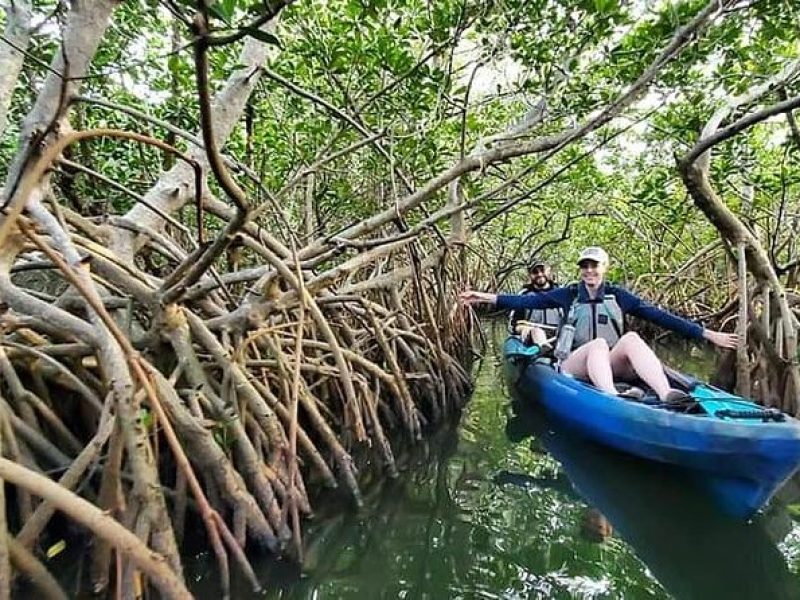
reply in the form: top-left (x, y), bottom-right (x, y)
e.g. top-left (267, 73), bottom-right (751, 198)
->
top-left (460, 246), bottom-right (738, 401)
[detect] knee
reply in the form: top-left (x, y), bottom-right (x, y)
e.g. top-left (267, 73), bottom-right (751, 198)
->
top-left (587, 338), bottom-right (611, 354)
top-left (618, 332), bottom-right (643, 347)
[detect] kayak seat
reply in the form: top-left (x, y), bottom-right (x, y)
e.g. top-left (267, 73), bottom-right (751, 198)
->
top-left (615, 382), bottom-right (645, 397)
top-left (663, 365), bottom-right (698, 392)
top-left (657, 395), bottom-right (705, 414)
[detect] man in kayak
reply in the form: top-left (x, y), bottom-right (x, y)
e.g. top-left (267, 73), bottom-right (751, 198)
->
top-left (509, 258), bottom-right (562, 349)
top-left (460, 246), bottom-right (738, 402)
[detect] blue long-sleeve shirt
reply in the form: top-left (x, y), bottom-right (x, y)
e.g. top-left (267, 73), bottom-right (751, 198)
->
top-left (496, 281), bottom-right (704, 340)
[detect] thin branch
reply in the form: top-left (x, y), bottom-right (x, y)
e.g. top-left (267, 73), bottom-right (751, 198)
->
top-left (260, 67), bottom-right (413, 192)
top-left (160, 11), bottom-right (252, 303)
top-left (206, 0), bottom-right (293, 47)
top-left (684, 94), bottom-right (800, 165)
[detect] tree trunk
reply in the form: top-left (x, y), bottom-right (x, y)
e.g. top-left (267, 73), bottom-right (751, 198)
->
top-left (0, 0), bottom-right (31, 139)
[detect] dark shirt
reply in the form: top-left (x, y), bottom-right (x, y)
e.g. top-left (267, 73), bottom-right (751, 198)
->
top-left (497, 281), bottom-right (704, 340)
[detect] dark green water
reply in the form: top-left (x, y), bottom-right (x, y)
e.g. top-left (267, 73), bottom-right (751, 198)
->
top-left (188, 324), bottom-right (800, 598)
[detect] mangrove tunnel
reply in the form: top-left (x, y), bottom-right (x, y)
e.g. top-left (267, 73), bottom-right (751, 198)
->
top-left (0, 0), bottom-right (799, 597)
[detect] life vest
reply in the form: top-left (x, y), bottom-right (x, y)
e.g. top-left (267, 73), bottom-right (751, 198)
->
top-left (508, 286), bottom-right (563, 333)
top-left (526, 305), bottom-right (563, 328)
top-left (565, 285), bottom-right (624, 348)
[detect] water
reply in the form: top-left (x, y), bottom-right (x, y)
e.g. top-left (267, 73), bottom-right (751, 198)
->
top-left (187, 325), bottom-right (800, 598)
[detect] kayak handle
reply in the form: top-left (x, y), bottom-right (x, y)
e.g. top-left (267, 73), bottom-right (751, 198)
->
top-left (714, 408), bottom-right (785, 422)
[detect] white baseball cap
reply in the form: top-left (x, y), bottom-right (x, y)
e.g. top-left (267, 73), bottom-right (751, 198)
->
top-left (577, 246), bottom-right (609, 265)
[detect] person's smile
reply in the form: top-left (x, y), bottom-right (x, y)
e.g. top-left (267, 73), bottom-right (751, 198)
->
top-left (579, 260), bottom-right (603, 289)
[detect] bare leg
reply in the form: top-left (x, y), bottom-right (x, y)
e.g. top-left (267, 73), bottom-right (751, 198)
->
top-left (608, 332), bottom-right (671, 400)
top-left (518, 325), bottom-right (548, 346)
top-left (561, 338), bottom-right (616, 395)
top-left (530, 326), bottom-right (548, 346)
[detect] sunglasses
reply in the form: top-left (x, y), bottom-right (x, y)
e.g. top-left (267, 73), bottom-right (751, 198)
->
top-left (578, 260), bottom-right (600, 269)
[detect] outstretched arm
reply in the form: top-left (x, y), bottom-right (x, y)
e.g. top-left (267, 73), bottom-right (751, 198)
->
top-left (618, 287), bottom-right (738, 348)
top-left (461, 288), bottom-right (567, 310)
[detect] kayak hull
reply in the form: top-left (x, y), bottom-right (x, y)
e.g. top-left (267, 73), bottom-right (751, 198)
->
top-left (504, 337), bottom-right (800, 518)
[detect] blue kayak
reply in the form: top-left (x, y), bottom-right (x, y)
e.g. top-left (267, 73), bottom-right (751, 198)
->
top-left (504, 405), bottom-right (800, 599)
top-left (504, 336), bottom-right (800, 519)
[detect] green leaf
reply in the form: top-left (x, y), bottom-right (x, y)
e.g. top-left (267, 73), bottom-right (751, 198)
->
top-left (223, 0), bottom-right (236, 20)
top-left (244, 27), bottom-right (282, 47)
top-left (138, 408), bottom-right (153, 431)
top-left (167, 54), bottom-right (181, 78)
top-left (593, 0), bottom-right (619, 15)
top-left (46, 540), bottom-right (67, 559)
top-left (208, 0), bottom-right (234, 24)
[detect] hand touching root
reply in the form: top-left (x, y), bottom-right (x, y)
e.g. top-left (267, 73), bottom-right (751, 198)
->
top-left (459, 291), bottom-right (498, 306)
top-left (703, 329), bottom-right (739, 349)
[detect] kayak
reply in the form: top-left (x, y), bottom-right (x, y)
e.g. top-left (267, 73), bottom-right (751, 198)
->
top-left (504, 336), bottom-right (800, 519)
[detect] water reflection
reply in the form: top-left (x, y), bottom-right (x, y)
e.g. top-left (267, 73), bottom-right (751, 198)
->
top-left (506, 399), bottom-right (800, 600)
top-left (183, 334), bottom-right (800, 599)
top-left (580, 508), bottom-right (614, 544)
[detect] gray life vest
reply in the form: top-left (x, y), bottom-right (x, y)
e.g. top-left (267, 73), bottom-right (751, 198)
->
top-left (526, 305), bottom-right (563, 328)
top-left (509, 287), bottom-right (563, 334)
top-left (566, 291), bottom-right (624, 348)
